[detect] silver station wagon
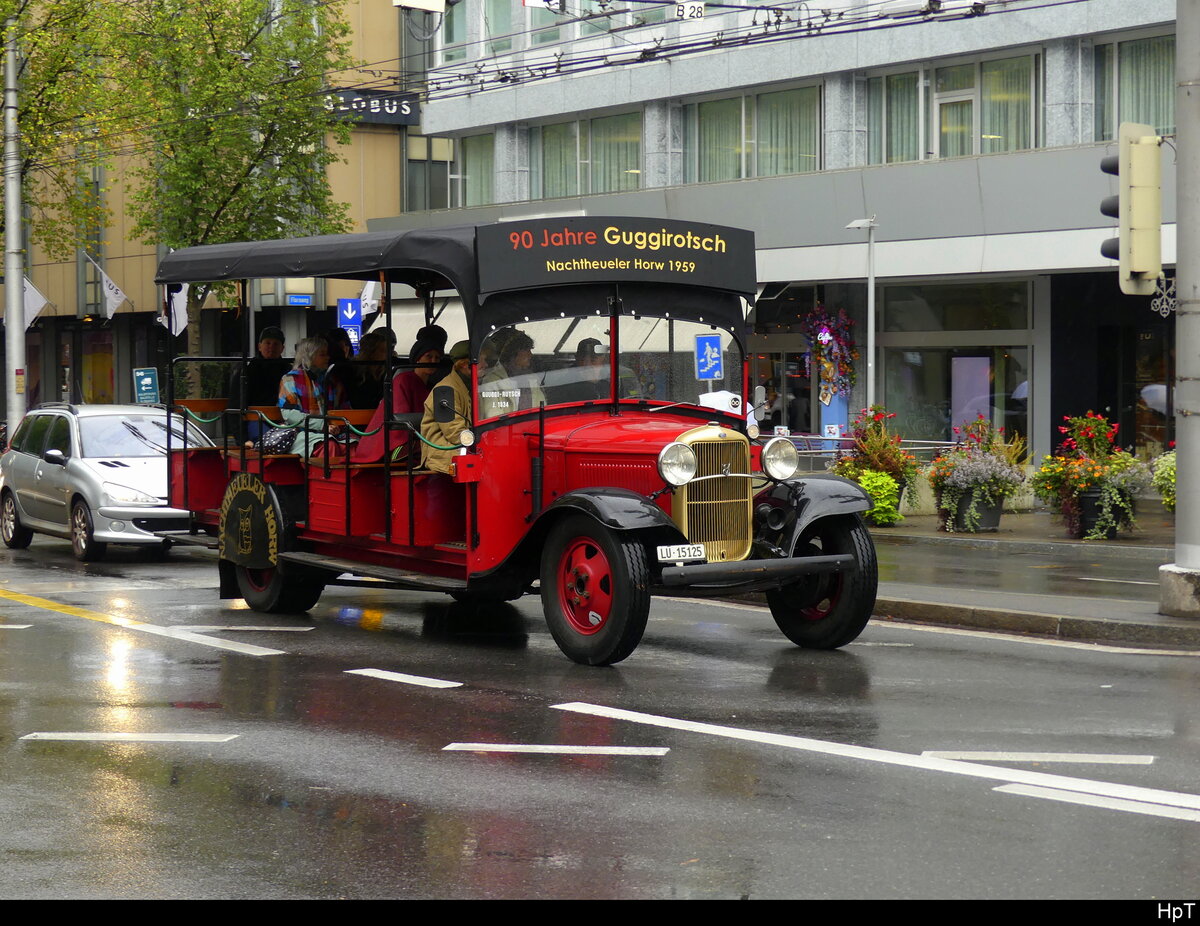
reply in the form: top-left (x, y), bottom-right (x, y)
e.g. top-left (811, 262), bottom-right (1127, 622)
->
top-left (0, 404), bottom-right (211, 560)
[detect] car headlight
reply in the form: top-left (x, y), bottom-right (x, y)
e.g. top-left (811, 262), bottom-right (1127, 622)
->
top-left (103, 482), bottom-right (159, 505)
top-left (657, 442), bottom-right (697, 487)
top-left (761, 437), bottom-right (799, 481)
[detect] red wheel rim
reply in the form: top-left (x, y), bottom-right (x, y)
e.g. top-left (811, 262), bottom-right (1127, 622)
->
top-left (798, 572), bottom-right (841, 621)
top-left (243, 567), bottom-right (275, 593)
top-left (555, 537), bottom-right (614, 635)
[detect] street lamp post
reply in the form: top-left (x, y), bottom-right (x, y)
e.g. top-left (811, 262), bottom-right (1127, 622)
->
top-left (846, 216), bottom-right (879, 409)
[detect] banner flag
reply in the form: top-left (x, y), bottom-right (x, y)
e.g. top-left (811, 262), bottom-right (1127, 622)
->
top-left (23, 276), bottom-right (48, 325)
top-left (85, 254), bottom-right (129, 318)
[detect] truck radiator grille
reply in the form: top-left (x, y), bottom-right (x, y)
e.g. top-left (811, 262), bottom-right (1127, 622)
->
top-left (675, 435), bottom-right (752, 562)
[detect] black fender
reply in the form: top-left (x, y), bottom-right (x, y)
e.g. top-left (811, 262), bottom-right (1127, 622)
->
top-left (752, 473), bottom-right (872, 557)
top-left (469, 487), bottom-right (687, 594)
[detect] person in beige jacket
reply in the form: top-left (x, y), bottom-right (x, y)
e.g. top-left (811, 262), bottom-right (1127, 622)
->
top-left (420, 340), bottom-right (473, 475)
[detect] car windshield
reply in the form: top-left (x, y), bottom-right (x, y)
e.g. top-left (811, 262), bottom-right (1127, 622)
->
top-left (476, 313), bottom-right (744, 420)
top-left (78, 414), bottom-right (206, 458)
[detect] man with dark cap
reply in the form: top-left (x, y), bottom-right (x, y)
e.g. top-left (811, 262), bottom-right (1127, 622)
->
top-left (349, 332), bottom-right (445, 463)
top-left (553, 337), bottom-right (609, 403)
top-left (230, 325), bottom-right (290, 408)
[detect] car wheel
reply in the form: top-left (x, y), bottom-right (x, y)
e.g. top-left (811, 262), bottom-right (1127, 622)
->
top-left (1, 492), bottom-right (32, 549)
top-left (71, 500), bottom-right (107, 562)
top-left (234, 563), bottom-right (324, 613)
top-left (540, 514), bottom-right (650, 666)
top-left (766, 515), bottom-right (877, 649)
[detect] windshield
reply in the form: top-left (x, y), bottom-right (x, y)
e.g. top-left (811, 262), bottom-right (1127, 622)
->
top-left (79, 414), bottom-right (208, 458)
top-left (476, 313), bottom-right (744, 421)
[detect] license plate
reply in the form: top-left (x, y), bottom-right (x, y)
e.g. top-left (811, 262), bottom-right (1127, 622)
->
top-left (657, 544), bottom-right (706, 563)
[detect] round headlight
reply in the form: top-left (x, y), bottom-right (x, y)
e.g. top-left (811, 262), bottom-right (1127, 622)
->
top-left (761, 437), bottom-right (799, 481)
top-left (458, 428), bottom-right (475, 448)
top-left (747, 422), bottom-right (760, 440)
top-left (657, 442), bottom-right (697, 486)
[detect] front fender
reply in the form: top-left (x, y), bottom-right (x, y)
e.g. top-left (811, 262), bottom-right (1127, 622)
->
top-left (468, 487), bottom-right (688, 592)
top-left (753, 473), bottom-right (871, 556)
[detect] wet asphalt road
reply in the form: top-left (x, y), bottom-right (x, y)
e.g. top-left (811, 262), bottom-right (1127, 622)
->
top-left (0, 539), bottom-right (1197, 899)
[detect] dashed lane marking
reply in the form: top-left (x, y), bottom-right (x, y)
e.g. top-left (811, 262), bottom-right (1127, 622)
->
top-left (345, 668), bottom-right (463, 689)
top-left (0, 587), bottom-right (286, 657)
top-left (443, 743), bottom-right (669, 756)
top-left (20, 732), bottom-right (239, 743)
top-left (923, 751), bottom-right (1155, 765)
top-left (175, 625), bottom-right (314, 633)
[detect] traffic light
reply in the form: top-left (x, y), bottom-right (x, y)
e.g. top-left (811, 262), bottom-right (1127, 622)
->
top-left (1100, 121), bottom-right (1162, 296)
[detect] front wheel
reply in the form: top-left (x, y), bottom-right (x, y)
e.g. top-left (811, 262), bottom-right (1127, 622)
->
top-left (540, 515), bottom-right (651, 666)
top-left (235, 563), bottom-right (325, 613)
top-left (1, 492), bottom-right (32, 549)
top-left (766, 515), bottom-right (877, 649)
top-left (71, 500), bottom-right (107, 562)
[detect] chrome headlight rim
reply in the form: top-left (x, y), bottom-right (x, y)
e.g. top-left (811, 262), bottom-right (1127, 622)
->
top-left (761, 436), bottom-right (800, 481)
top-left (102, 482), bottom-right (160, 505)
top-left (657, 441), bottom-right (698, 487)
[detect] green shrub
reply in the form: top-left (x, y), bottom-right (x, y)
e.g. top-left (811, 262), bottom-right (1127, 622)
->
top-left (857, 469), bottom-right (902, 525)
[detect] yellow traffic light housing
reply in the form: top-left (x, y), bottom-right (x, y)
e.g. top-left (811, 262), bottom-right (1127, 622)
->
top-left (1100, 122), bottom-right (1162, 296)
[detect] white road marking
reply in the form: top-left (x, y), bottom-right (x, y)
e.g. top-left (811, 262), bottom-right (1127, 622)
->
top-left (922, 751), bottom-right (1155, 765)
top-left (174, 625), bottom-right (314, 633)
top-left (553, 702), bottom-right (1200, 814)
top-left (1074, 577), bottom-right (1159, 586)
top-left (443, 743), bottom-right (669, 756)
top-left (20, 732), bottom-right (238, 743)
top-left (994, 785), bottom-right (1200, 823)
top-left (0, 624), bottom-right (32, 629)
top-left (345, 668), bottom-right (463, 689)
top-left (0, 587), bottom-right (286, 657)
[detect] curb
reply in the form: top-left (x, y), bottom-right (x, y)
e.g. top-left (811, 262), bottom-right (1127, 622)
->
top-left (873, 596), bottom-right (1200, 649)
top-left (869, 531), bottom-right (1173, 563)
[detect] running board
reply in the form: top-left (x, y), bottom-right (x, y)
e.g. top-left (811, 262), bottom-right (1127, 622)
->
top-left (154, 530), bottom-right (219, 550)
top-left (278, 551), bottom-right (468, 593)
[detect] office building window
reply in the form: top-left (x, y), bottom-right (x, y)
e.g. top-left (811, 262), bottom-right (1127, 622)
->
top-left (1094, 33), bottom-right (1175, 139)
top-left (867, 71), bottom-right (921, 165)
top-left (683, 86), bottom-right (819, 183)
top-left (484, 0), bottom-right (513, 54)
top-left (440, 0), bottom-right (468, 63)
top-left (530, 112), bottom-right (642, 198)
top-left (456, 134), bottom-right (495, 207)
top-left (931, 55), bottom-right (1037, 157)
top-left (407, 134), bottom-right (493, 210)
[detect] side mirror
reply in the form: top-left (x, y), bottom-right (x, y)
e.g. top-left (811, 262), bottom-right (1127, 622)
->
top-left (433, 385), bottom-right (457, 424)
top-left (43, 449), bottom-right (66, 466)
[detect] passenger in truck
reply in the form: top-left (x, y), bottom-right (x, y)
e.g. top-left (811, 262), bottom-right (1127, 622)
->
top-left (421, 340), bottom-right (473, 476)
top-left (277, 336), bottom-right (349, 456)
top-left (347, 332), bottom-right (445, 465)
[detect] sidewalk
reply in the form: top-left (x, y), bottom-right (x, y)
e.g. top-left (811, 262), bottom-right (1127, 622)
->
top-left (866, 501), bottom-right (1200, 650)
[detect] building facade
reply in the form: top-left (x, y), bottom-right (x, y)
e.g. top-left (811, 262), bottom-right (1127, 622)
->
top-left (369, 0), bottom-right (1179, 461)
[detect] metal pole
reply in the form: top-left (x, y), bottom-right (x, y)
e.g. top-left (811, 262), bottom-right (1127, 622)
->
top-left (1161, 0), bottom-right (1200, 614)
top-left (867, 222), bottom-right (876, 409)
top-left (3, 15), bottom-right (24, 432)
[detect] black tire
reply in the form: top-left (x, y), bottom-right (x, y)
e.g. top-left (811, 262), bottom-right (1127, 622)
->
top-left (71, 500), bottom-right (107, 562)
top-left (540, 514), bottom-right (650, 666)
top-left (766, 515), bottom-right (877, 649)
top-left (1, 492), bottom-right (32, 549)
top-left (235, 563), bottom-right (325, 613)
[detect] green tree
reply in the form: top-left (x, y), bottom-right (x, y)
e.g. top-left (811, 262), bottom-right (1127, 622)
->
top-left (1, 0), bottom-right (112, 260)
top-left (101, 0), bottom-right (356, 356)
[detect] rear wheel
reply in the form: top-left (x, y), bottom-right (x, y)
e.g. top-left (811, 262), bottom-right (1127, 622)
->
top-left (235, 564), bottom-right (325, 613)
top-left (1, 492), bottom-right (32, 549)
top-left (71, 500), bottom-right (107, 562)
top-left (540, 514), bottom-right (650, 666)
top-left (766, 515), bottom-right (877, 649)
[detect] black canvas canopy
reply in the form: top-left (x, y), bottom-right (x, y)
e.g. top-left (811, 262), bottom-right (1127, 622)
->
top-left (155, 225), bottom-right (481, 301)
top-left (155, 218), bottom-right (757, 334)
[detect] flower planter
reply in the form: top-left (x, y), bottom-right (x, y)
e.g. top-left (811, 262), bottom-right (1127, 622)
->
top-left (953, 496), bottom-right (1003, 532)
top-left (1075, 489), bottom-right (1134, 540)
